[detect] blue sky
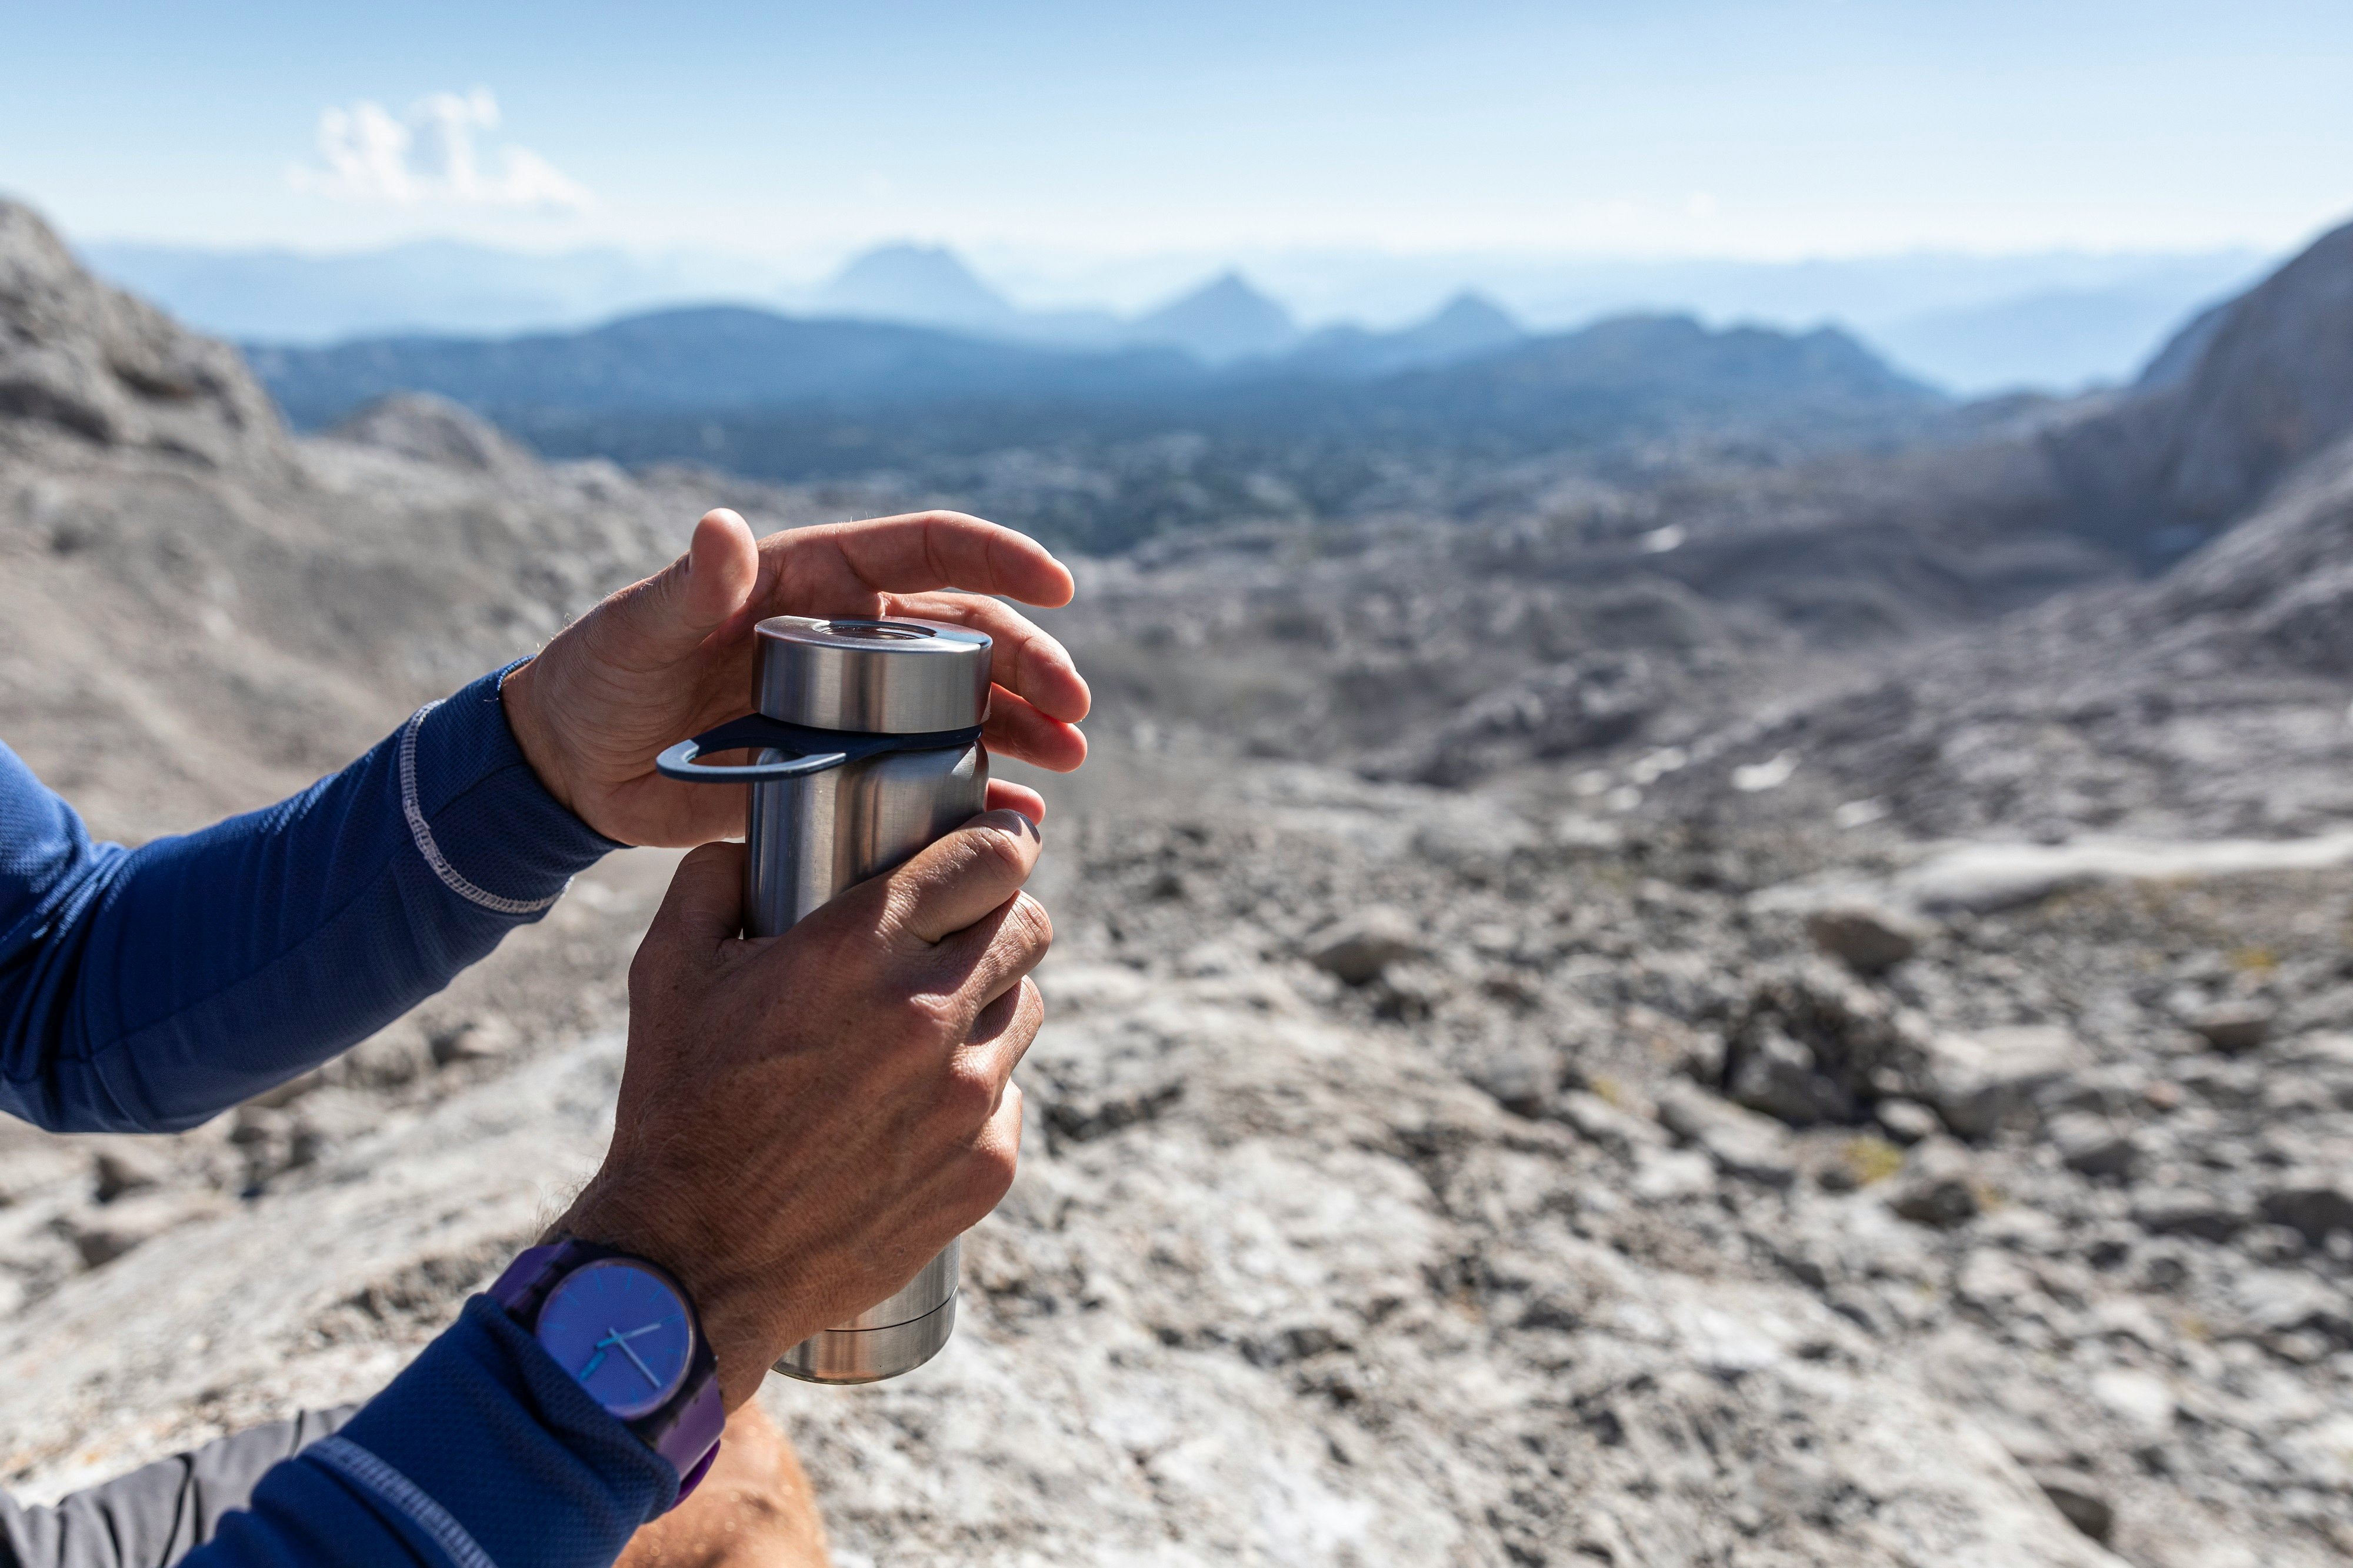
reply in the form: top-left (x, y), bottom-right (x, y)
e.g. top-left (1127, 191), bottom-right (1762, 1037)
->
top-left (6, 0), bottom-right (2352, 272)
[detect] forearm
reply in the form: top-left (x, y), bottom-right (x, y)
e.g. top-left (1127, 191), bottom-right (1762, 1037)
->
top-left (190, 1300), bottom-right (669, 1568)
top-left (0, 665), bottom-right (615, 1132)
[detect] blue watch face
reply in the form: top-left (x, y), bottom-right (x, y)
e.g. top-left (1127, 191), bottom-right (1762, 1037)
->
top-left (535, 1259), bottom-right (695, 1421)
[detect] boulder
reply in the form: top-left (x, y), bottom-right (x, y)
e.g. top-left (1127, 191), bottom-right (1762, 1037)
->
top-left (1554, 1090), bottom-right (1667, 1160)
top-left (1885, 1138), bottom-right (1980, 1229)
top-left (1725, 1022), bottom-right (1853, 1125)
top-left (330, 393), bottom-right (535, 474)
top-left (58, 1192), bottom-right (226, 1269)
top-left (1657, 1083), bottom-right (1798, 1187)
top-left (2047, 1113), bottom-right (2141, 1179)
top-left (91, 1143), bottom-right (169, 1203)
top-left (2187, 999), bottom-right (2273, 1055)
top-left (1805, 903), bottom-right (1929, 975)
top-left (2131, 1188), bottom-right (2247, 1243)
top-left (1303, 905), bottom-right (1424, 985)
top-left (2028, 1468), bottom-right (2115, 1544)
top-left (1872, 1097), bottom-right (1939, 1145)
top-left (431, 1014), bottom-right (520, 1066)
top-left (2258, 1180), bottom-right (2353, 1247)
top-left (1721, 962), bottom-right (1928, 1127)
top-left (1921, 1026), bottom-right (2085, 1139)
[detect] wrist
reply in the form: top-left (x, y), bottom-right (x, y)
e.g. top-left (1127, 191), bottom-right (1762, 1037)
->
top-left (496, 657), bottom-right (582, 821)
top-left (554, 1180), bottom-right (773, 1409)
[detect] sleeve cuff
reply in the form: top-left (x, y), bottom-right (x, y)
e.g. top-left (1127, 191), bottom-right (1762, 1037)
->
top-left (315, 1296), bottom-right (674, 1568)
top-left (400, 663), bottom-right (622, 918)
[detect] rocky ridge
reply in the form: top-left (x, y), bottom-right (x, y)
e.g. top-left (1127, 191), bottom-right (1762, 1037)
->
top-left (1, 198), bottom-right (2350, 1566)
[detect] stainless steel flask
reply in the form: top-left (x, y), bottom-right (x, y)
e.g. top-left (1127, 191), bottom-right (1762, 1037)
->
top-left (656, 613), bottom-right (991, 1384)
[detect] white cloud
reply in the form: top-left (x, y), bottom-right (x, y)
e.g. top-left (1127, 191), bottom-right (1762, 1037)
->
top-left (289, 89), bottom-right (593, 210)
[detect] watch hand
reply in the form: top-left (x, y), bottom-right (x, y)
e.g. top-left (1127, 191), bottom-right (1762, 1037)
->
top-left (614, 1333), bottom-right (662, 1387)
top-left (579, 1333), bottom-right (616, 1380)
top-left (612, 1316), bottom-right (679, 1343)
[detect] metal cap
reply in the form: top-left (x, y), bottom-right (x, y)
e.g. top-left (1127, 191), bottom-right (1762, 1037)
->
top-left (752, 616), bottom-right (992, 734)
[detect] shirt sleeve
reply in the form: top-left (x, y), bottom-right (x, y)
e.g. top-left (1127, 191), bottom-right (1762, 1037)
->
top-left (0, 663), bottom-right (620, 1132)
top-left (189, 1299), bottom-right (675, 1568)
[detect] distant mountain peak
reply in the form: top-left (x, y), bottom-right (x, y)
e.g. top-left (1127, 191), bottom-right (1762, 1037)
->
top-left (816, 242), bottom-right (1017, 332)
top-left (1425, 291), bottom-right (1519, 333)
top-left (1133, 271), bottom-right (1300, 364)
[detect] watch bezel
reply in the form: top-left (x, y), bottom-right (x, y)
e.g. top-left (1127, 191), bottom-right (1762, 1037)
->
top-left (535, 1256), bottom-right (698, 1421)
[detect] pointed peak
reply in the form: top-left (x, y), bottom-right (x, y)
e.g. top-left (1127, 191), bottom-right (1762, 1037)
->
top-left (1133, 271), bottom-right (1299, 364)
top-left (816, 241), bottom-right (1015, 331)
top-left (1424, 291), bottom-right (1520, 333)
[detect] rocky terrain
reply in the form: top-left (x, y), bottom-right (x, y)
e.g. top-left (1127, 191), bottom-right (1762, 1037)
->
top-left (3, 195), bottom-right (2352, 1566)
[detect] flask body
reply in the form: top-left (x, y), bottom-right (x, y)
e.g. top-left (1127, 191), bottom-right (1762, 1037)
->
top-left (738, 616), bottom-right (992, 1385)
top-left (745, 743), bottom-right (988, 935)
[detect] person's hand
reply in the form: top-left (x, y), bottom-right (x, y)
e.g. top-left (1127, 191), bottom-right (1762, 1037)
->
top-left (552, 809), bottom-right (1048, 1406)
top-left (499, 509), bottom-right (1089, 846)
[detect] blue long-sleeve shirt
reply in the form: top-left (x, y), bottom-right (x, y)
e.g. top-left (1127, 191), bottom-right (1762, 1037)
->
top-left (1, 667), bottom-right (675, 1568)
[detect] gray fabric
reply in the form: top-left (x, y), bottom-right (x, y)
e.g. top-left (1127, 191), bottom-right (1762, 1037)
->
top-left (0, 1408), bottom-right (359, 1568)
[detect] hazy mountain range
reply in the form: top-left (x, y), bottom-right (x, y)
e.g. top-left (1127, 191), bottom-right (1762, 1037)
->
top-left (78, 233), bottom-right (2269, 395)
top-left (247, 300), bottom-right (1944, 499)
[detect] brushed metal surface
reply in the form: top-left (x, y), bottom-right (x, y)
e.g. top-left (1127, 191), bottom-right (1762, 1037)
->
top-left (753, 615), bottom-right (991, 735)
top-left (771, 1292), bottom-right (958, 1385)
top-left (747, 619), bottom-right (989, 1384)
top-left (745, 744), bottom-right (986, 936)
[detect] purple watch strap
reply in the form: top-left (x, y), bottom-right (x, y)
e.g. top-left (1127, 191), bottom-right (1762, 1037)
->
top-left (489, 1241), bottom-right (725, 1504)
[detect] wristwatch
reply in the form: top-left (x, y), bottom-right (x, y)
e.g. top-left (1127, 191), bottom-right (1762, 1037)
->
top-left (489, 1239), bottom-right (725, 1504)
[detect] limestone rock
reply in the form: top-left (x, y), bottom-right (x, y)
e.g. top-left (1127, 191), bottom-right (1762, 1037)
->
top-left (431, 1014), bottom-right (520, 1066)
top-left (1657, 1082), bottom-right (1798, 1187)
top-left (330, 393), bottom-right (536, 475)
top-left (2188, 999), bottom-right (2273, 1055)
top-left (2029, 1467), bottom-right (2115, 1544)
top-left (2259, 1180), bottom-right (2353, 1247)
top-left (1806, 902), bottom-right (1929, 974)
top-left (1302, 906), bottom-right (1423, 985)
top-left (58, 1190), bottom-right (228, 1269)
top-left (1874, 1097), bottom-right (1940, 1145)
top-left (1555, 1090), bottom-right (1667, 1160)
top-left (0, 201), bottom-right (288, 473)
top-left (1721, 962), bottom-right (1927, 1126)
top-left (2131, 1187), bottom-right (2247, 1243)
top-left (2048, 1113), bottom-right (2141, 1179)
top-left (1887, 1137), bottom-right (1981, 1229)
top-left (1923, 1026), bottom-right (2086, 1140)
top-left (91, 1143), bottom-right (169, 1203)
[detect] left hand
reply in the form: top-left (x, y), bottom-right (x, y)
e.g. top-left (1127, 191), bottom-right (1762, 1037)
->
top-left (499, 508), bottom-right (1088, 846)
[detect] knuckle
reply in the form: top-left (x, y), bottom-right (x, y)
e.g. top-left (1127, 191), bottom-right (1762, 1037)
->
top-left (938, 1056), bottom-right (1002, 1125)
top-left (895, 990), bottom-right (965, 1046)
top-left (954, 1144), bottom-right (1019, 1219)
top-left (1002, 892), bottom-right (1054, 956)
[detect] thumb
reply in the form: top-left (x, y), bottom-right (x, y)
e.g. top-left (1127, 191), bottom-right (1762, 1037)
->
top-left (615, 509), bottom-right (759, 665)
top-left (646, 841), bottom-right (750, 951)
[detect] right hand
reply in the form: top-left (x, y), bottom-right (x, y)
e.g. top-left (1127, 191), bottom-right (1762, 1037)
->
top-left (554, 809), bottom-right (1049, 1406)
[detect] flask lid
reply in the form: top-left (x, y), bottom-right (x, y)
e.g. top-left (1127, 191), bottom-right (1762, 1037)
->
top-left (752, 616), bottom-right (992, 734)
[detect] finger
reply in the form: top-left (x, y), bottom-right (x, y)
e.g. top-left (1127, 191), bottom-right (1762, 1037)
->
top-left (798, 513), bottom-right (1075, 608)
top-left (602, 510), bottom-right (759, 670)
top-left (984, 689), bottom-right (1088, 773)
top-left (645, 842), bottom-right (749, 952)
top-left (882, 592), bottom-right (1091, 723)
top-left (961, 976), bottom-right (1045, 1097)
top-left (969, 1080), bottom-right (1025, 1210)
top-left (984, 778), bottom-right (1046, 823)
top-left (885, 811), bottom-right (1044, 945)
top-left (928, 890), bottom-right (1052, 1024)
